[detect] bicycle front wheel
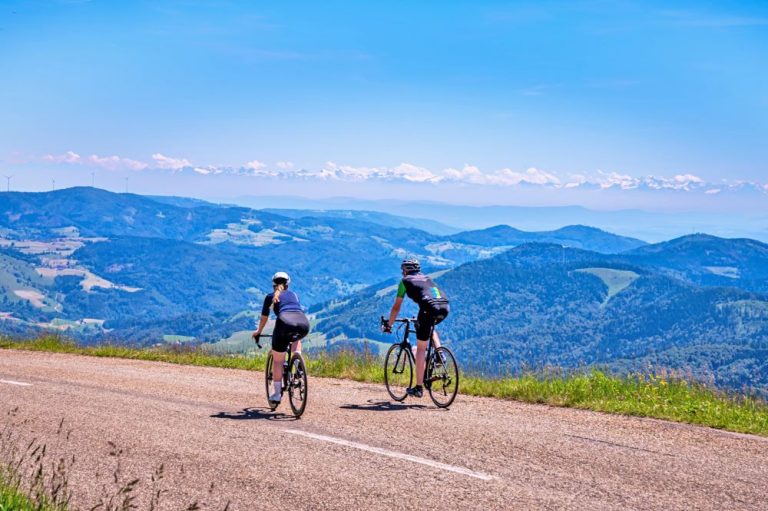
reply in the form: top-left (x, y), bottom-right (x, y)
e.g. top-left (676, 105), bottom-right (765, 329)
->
top-left (427, 347), bottom-right (459, 408)
top-left (384, 343), bottom-right (413, 402)
top-left (288, 353), bottom-right (308, 417)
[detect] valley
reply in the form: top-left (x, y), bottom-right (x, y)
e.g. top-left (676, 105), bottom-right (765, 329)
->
top-left (1, 187), bottom-right (767, 393)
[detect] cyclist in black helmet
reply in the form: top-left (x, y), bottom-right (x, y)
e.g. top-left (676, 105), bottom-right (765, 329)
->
top-left (383, 258), bottom-right (450, 398)
top-left (252, 271), bottom-right (310, 404)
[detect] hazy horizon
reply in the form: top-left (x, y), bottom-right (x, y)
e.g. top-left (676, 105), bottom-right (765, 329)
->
top-left (2, 0), bottom-right (767, 216)
top-left (5, 185), bottom-right (767, 242)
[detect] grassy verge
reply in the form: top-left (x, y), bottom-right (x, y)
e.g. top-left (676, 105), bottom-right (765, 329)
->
top-left (0, 450), bottom-right (66, 511)
top-left (0, 483), bottom-right (56, 511)
top-left (2, 336), bottom-right (768, 437)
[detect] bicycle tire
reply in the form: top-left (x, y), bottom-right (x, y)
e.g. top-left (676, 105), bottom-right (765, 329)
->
top-left (426, 346), bottom-right (459, 408)
top-left (265, 351), bottom-right (276, 409)
top-left (288, 353), bottom-right (308, 417)
top-left (384, 343), bottom-right (413, 402)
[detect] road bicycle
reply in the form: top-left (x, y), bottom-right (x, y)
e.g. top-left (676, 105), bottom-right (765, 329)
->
top-left (380, 316), bottom-right (459, 408)
top-left (254, 333), bottom-right (308, 417)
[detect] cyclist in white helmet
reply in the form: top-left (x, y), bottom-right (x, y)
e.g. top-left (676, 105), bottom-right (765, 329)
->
top-left (252, 272), bottom-right (310, 404)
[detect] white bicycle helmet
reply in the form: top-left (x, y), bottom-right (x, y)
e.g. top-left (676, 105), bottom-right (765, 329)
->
top-left (272, 271), bottom-right (291, 284)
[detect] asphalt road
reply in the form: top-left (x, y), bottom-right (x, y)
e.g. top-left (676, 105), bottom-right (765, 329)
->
top-left (1, 349), bottom-right (767, 510)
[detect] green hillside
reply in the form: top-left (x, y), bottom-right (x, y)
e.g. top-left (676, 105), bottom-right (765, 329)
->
top-left (315, 244), bottom-right (768, 393)
top-left (0, 188), bottom-right (656, 343)
top-left (626, 234), bottom-right (768, 293)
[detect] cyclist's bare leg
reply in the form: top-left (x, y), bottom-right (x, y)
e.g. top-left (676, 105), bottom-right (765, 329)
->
top-left (292, 340), bottom-right (302, 355)
top-left (415, 339), bottom-right (427, 386)
top-left (432, 329), bottom-right (442, 349)
top-left (272, 350), bottom-right (285, 387)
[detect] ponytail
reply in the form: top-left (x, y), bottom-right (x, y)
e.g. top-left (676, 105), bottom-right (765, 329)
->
top-left (272, 282), bottom-right (286, 311)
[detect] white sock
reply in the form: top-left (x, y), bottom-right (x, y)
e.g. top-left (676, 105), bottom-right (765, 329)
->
top-left (274, 381), bottom-right (282, 394)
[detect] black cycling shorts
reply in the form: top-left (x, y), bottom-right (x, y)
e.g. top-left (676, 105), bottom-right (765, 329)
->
top-left (272, 311), bottom-right (310, 353)
top-left (415, 302), bottom-right (449, 341)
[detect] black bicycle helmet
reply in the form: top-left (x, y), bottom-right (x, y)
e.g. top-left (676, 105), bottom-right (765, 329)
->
top-left (400, 258), bottom-right (421, 274)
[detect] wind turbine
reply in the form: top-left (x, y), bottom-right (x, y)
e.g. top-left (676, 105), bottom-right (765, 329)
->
top-left (3, 175), bottom-right (11, 192)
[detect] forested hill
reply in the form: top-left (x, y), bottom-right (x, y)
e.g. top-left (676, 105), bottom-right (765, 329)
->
top-left (0, 187), bottom-right (647, 343)
top-left (447, 225), bottom-right (646, 253)
top-left (1, 187), bottom-right (767, 392)
top-left (315, 242), bottom-right (768, 393)
top-left (625, 234), bottom-right (768, 293)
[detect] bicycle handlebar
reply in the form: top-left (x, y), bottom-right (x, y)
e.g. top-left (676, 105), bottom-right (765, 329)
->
top-left (252, 333), bottom-right (272, 349)
top-left (380, 316), bottom-right (415, 323)
top-left (380, 316), bottom-right (416, 333)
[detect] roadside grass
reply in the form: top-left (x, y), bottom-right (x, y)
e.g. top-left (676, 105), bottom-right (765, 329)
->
top-left (2, 336), bottom-right (767, 437)
top-left (0, 482), bottom-right (57, 511)
top-left (0, 417), bottom-right (70, 511)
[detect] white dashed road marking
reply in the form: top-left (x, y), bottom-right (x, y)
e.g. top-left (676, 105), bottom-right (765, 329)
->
top-left (0, 379), bottom-right (32, 386)
top-left (285, 429), bottom-right (496, 481)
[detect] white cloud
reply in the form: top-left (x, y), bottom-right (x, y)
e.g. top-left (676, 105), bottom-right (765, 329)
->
top-left (313, 161), bottom-right (441, 183)
top-left (596, 171), bottom-right (640, 190)
top-left (152, 153), bottom-right (191, 170)
top-left (443, 165), bottom-right (559, 186)
top-left (245, 160), bottom-right (266, 171)
top-left (43, 151), bottom-right (82, 164)
top-left (642, 173), bottom-right (705, 191)
top-left (675, 173), bottom-right (704, 184)
top-left (43, 151), bottom-right (148, 171)
top-left (494, 167), bottom-right (561, 186)
top-left (87, 154), bottom-right (148, 171)
top-left (320, 161), bottom-right (378, 181)
top-left (564, 174), bottom-right (588, 188)
top-left (390, 163), bottom-right (441, 183)
top-left (34, 150), bottom-right (768, 194)
top-left (444, 165), bottom-right (484, 184)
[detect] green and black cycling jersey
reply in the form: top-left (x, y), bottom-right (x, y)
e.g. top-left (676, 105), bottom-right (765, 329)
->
top-left (397, 272), bottom-right (449, 309)
top-left (398, 272), bottom-right (450, 340)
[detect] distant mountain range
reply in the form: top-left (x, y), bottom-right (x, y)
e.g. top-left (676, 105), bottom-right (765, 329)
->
top-left (262, 208), bottom-right (460, 235)
top-left (227, 195), bottom-right (768, 243)
top-left (1, 187), bottom-right (766, 393)
top-left (0, 187), bottom-right (644, 343)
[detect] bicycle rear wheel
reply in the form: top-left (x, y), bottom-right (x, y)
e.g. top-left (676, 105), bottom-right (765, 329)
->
top-left (384, 343), bottom-right (413, 402)
top-left (426, 347), bottom-right (459, 408)
top-left (265, 352), bottom-right (276, 409)
top-left (288, 353), bottom-right (308, 417)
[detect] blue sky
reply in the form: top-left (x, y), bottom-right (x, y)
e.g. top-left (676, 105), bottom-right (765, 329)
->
top-left (1, 0), bottom-right (767, 209)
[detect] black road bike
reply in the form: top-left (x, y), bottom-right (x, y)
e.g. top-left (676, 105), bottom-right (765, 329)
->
top-left (380, 316), bottom-right (459, 408)
top-left (255, 334), bottom-right (308, 418)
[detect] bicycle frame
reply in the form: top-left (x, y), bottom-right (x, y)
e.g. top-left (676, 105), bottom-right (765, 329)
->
top-left (387, 317), bottom-right (439, 386)
top-left (260, 334), bottom-right (299, 394)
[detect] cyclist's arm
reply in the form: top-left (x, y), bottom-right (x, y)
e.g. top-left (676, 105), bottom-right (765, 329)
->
top-left (255, 295), bottom-right (273, 335)
top-left (254, 314), bottom-right (269, 335)
top-left (388, 281), bottom-right (407, 325)
top-left (388, 298), bottom-right (403, 327)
